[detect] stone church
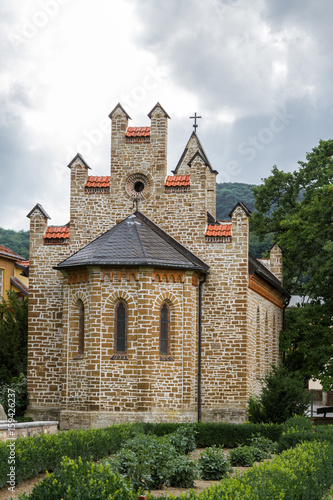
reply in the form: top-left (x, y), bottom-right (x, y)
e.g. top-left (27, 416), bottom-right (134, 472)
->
top-left (26, 102), bottom-right (289, 429)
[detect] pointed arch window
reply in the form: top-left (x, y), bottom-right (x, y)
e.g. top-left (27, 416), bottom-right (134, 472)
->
top-left (115, 301), bottom-right (127, 353)
top-left (160, 302), bottom-right (170, 355)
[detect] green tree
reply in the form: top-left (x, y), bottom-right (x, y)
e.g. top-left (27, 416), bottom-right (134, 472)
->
top-left (251, 139), bottom-right (333, 388)
top-left (0, 228), bottom-right (30, 259)
top-left (248, 364), bottom-right (311, 424)
top-left (0, 291), bottom-right (28, 384)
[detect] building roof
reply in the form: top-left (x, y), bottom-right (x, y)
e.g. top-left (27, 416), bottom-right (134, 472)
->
top-left (172, 132), bottom-right (218, 175)
top-left (0, 245), bottom-right (25, 261)
top-left (44, 226), bottom-right (70, 240)
top-left (10, 277), bottom-right (29, 296)
top-left (26, 203), bottom-right (51, 220)
top-left (125, 127), bottom-right (151, 137)
top-left (67, 153), bottom-right (91, 170)
top-left (85, 176), bottom-right (111, 188)
top-left (165, 175), bottom-right (190, 187)
top-left (205, 223), bottom-right (232, 237)
top-left (55, 211), bottom-right (209, 273)
top-left (248, 253), bottom-right (290, 299)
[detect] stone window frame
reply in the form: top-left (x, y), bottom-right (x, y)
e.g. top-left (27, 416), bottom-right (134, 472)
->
top-left (114, 299), bottom-right (127, 356)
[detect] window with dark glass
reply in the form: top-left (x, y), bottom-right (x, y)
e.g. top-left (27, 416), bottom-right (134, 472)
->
top-left (160, 302), bottom-right (170, 355)
top-left (78, 301), bottom-right (85, 355)
top-left (115, 301), bottom-right (126, 353)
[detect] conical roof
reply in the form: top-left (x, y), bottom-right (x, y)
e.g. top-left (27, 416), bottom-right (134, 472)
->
top-left (54, 211), bottom-right (209, 272)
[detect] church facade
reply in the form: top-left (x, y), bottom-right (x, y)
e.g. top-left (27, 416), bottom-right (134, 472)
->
top-left (26, 103), bottom-right (289, 429)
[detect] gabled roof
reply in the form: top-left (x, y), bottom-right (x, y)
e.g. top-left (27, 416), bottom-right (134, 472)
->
top-left (147, 102), bottom-right (170, 119)
top-left (109, 103), bottom-right (132, 120)
top-left (172, 132), bottom-right (218, 175)
top-left (229, 201), bottom-right (252, 218)
top-left (26, 203), bottom-right (50, 220)
top-left (55, 211), bottom-right (209, 273)
top-left (67, 153), bottom-right (91, 170)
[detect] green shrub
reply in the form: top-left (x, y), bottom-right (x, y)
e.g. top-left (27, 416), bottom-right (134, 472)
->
top-left (111, 433), bottom-right (177, 490)
top-left (278, 425), bottom-right (333, 453)
top-left (282, 415), bottom-right (313, 432)
top-left (0, 373), bottom-right (28, 418)
top-left (168, 424), bottom-right (197, 454)
top-left (168, 455), bottom-right (198, 488)
top-left (0, 423), bottom-right (137, 488)
top-left (228, 445), bottom-right (268, 467)
top-left (249, 435), bottom-right (278, 455)
top-left (247, 364), bottom-right (311, 424)
top-left (162, 441), bottom-right (333, 499)
top-left (194, 422), bottom-right (282, 448)
top-left (16, 456), bottom-right (142, 500)
top-left (198, 445), bottom-right (232, 480)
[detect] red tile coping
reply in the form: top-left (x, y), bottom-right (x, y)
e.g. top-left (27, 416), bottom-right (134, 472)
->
top-left (44, 226), bottom-right (70, 240)
top-left (165, 175), bottom-right (190, 187)
top-left (205, 223), bottom-right (232, 237)
top-left (0, 245), bottom-right (25, 260)
top-left (85, 176), bottom-right (111, 188)
top-left (125, 127), bottom-right (151, 137)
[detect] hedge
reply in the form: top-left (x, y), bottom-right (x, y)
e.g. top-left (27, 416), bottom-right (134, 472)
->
top-left (142, 422), bottom-right (282, 447)
top-left (0, 421), bottom-right (282, 488)
top-left (0, 423), bottom-right (138, 488)
top-left (158, 441), bottom-right (333, 500)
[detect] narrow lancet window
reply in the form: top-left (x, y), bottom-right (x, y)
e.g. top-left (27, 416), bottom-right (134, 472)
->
top-left (160, 302), bottom-right (170, 355)
top-left (115, 301), bottom-right (126, 353)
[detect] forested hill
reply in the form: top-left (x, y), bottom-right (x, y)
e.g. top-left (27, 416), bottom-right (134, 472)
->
top-left (0, 228), bottom-right (30, 260)
top-left (0, 183), bottom-right (271, 259)
top-left (216, 182), bottom-right (256, 220)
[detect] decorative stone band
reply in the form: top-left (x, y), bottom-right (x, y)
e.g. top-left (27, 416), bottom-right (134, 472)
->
top-left (248, 275), bottom-right (284, 308)
top-left (67, 273), bottom-right (90, 284)
top-left (101, 270), bottom-right (139, 282)
top-left (152, 270), bottom-right (185, 283)
top-left (205, 236), bottom-right (232, 243)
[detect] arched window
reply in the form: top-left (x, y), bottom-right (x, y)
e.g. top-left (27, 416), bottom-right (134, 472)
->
top-left (78, 300), bottom-right (85, 355)
top-left (115, 301), bottom-right (127, 353)
top-left (160, 302), bottom-right (170, 355)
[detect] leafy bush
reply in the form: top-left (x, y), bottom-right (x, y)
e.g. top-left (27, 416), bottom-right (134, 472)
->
top-left (198, 445), bottom-right (232, 480)
top-left (228, 445), bottom-right (270, 467)
top-left (168, 424), bottom-right (197, 454)
top-left (282, 415), bottom-right (313, 432)
top-left (249, 435), bottom-right (278, 455)
top-left (168, 456), bottom-right (198, 488)
top-left (17, 456), bottom-right (142, 500)
top-left (278, 425), bottom-right (333, 453)
top-left (160, 441), bottom-right (333, 499)
top-left (0, 423), bottom-right (137, 488)
top-left (111, 433), bottom-right (177, 490)
top-left (0, 373), bottom-right (28, 418)
top-left (247, 364), bottom-right (311, 424)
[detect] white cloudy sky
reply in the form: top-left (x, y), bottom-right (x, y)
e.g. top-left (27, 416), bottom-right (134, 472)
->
top-left (1, 0), bottom-right (332, 230)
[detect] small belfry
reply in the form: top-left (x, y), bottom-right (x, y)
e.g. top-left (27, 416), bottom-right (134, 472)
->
top-left (26, 102), bottom-right (290, 429)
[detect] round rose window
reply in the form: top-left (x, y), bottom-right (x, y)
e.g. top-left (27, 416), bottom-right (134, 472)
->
top-left (126, 173), bottom-right (150, 198)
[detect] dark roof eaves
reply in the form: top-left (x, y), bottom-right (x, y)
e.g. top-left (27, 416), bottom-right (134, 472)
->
top-left (67, 153), bottom-right (92, 170)
top-left (26, 203), bottom-right (51, 220)
top-left (147, 102), bottom-right (171, 119)
top-left (10, 277), bottom-right (29, 296)
top-left (249, 253), bottom-right (290, 298)
top-left (109, 103), bottom-right (132, 120)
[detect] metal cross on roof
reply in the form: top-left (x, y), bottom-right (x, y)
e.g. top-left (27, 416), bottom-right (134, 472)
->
top-left (190, 112), bottom-right (202, 132)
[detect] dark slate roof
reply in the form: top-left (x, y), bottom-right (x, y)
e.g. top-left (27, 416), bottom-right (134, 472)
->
top-left (248, 253), bottom-right (290, 299)
top-left (26, 203), bottom-right (51, 220)
top-left (54, 211), bottom-right (209, 273)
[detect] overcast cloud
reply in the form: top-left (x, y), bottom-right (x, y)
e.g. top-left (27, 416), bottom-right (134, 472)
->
top-left (1, 0), bottom-right (332, 230)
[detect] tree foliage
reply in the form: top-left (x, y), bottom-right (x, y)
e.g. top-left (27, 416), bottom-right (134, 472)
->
top-left (0, 228), bottom-right (29, 259)
top-left (251, 139), bottom-right (333, 388)
top-left (248, 364), bottom-right (311, 424)
top-left (216, 182), bottom-right (256, 220)
top-left (0, 291), bottom-right (28, 384)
